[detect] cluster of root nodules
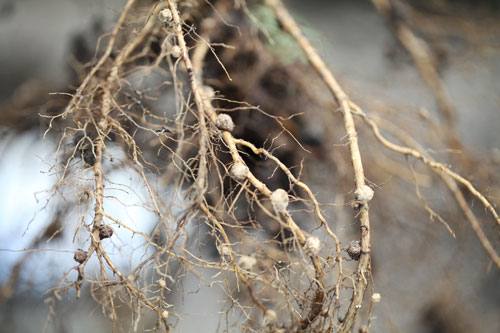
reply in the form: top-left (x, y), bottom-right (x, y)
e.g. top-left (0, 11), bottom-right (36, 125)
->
top-left (43, 2), bottom-right (343, 331)
top-left (41, 1), bottom-right (483, 332)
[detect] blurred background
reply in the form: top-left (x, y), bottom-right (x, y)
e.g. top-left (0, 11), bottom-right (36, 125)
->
top-left (1, 0), bottom-right (499, 332)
